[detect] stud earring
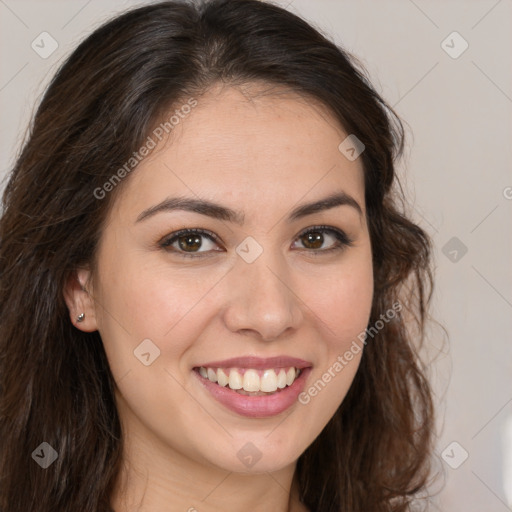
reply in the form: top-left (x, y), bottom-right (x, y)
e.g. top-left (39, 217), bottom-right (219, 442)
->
top-left (76, 313), bottom-right (85, 322)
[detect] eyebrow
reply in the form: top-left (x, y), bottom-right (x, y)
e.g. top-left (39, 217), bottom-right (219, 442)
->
top-left (135, 191), bottom-right (363, 224)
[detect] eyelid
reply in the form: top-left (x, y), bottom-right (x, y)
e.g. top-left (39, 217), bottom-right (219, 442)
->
top-left (159, 227), bottom-right (222, 257)
top-left (293, 224), bottom-right (354, 255)
top-left (159, 225), bottom-right (353, 258)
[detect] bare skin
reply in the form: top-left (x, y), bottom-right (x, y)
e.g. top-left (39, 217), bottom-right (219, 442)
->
top-left (65, 82), bottom-right (373, 512)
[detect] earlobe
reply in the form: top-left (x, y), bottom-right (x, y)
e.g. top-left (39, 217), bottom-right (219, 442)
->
top-left (63, 267), bottom-right (98, 333)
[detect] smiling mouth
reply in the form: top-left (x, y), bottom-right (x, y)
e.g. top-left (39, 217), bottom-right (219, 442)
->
top-left (193, 366), bottom-right (302, 396)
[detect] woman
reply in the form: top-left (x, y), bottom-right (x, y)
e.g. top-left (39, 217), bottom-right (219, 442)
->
top-left (0, 0), bottom-right (435, 511)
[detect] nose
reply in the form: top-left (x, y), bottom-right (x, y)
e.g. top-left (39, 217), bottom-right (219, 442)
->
top-left (221, 248), bottom-right (304, 341)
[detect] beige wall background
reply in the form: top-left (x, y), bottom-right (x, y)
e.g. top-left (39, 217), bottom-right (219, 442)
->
top-left (1, 0), bottom-right (511, 510)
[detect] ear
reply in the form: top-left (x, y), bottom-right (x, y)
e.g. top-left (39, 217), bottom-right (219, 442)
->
top-left (63, 267), bottom-right (98, 332)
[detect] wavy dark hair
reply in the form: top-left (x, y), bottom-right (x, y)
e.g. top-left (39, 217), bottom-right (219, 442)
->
top-left (0, 1), bottom-right (435, 511)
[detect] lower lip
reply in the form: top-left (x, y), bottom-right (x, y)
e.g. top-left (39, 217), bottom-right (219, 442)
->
top-left (193, 367), bottom-right (312, 418)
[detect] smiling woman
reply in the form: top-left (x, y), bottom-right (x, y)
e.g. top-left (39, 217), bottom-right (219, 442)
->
top-left (0, 1), bottom-right (435, 512)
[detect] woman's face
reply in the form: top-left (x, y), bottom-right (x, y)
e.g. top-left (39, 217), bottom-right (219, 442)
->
top-left (79, 84), bottom-right (373, 474)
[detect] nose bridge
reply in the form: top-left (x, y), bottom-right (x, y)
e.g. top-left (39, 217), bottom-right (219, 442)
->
top-left (223, 236), bottom-right (303, 340)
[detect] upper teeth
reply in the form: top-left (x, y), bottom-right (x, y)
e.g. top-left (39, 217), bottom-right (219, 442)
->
top-left (198, 366), bottom-right (300, 393)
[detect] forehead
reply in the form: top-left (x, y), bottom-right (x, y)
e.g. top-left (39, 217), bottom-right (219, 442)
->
top-left (111, 83), bottom-right (366, 223)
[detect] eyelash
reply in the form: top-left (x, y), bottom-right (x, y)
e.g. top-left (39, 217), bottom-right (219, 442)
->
top-left (159, 225), bottom-right (354, 259)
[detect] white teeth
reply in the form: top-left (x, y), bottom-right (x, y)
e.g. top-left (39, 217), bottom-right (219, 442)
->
top-left (207, 367), bottom-right (217, 383)
top-left (217, 368), bottom-right (229, 387)
top-left (243, 369), bottom-right (260, 392)
top-left (286, 367), bottom-right (296, 386)
top-left (260, 369), bottom-right (278, 392)
top-left (276, 369), bottom-right (287, 389)
top-left (198, 366), bottom-right (301, 393)
top-left (228, 368), bottom-right (243, 390)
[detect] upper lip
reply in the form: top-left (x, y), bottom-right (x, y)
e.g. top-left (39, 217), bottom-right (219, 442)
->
top-left (195, 356), bottom-right (312, 370)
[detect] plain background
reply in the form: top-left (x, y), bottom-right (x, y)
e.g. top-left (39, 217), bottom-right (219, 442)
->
top-left (1, 0), bottom-right (511, 510)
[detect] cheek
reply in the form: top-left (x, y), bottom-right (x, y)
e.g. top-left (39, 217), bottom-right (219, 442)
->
top-left (94, 249), bottom-right (228, 375)
top-left (296, 250), bottom-right (373, 420)
top-left (304, 248), bottom-right (374, 345)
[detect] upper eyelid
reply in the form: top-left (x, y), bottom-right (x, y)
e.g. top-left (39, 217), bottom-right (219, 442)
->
top-left (161, 227), bottom-right (219, 245)
top-left (160, 225), bottom-right (350, 249)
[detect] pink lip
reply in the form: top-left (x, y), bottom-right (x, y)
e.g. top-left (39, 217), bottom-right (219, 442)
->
top-left (193, 366), bottom-right (312, 418)
top-left (196, 355), bottom-right (312, 370)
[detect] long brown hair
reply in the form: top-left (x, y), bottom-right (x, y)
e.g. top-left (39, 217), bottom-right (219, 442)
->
top-left (0, 1), bottom-right (435, 510)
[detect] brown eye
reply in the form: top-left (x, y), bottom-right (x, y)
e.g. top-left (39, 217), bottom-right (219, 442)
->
top-left (160, 228), bottom-right (222, 257)
top-left (292, 226), bottom-right (353, 254)
top-left (300, 231), bottom-right (325, 249)
top-left (177, 233), bottom-right (203, 252)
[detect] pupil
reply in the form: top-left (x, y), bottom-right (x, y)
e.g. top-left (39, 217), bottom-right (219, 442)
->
top-left (179, 234), bottom-right (202, 251)
top-left (304, 232), bottom-right (323, 249)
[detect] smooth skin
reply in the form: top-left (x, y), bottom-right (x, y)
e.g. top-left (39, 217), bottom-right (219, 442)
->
top-left (64, 83), bottom-right (374, 512)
